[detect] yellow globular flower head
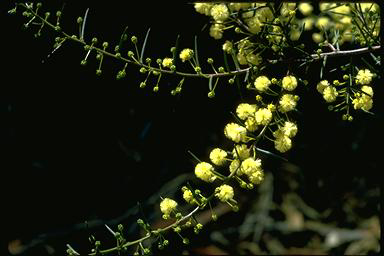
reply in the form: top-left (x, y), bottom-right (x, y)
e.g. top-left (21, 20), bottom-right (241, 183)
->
top-left (316, 16), bottom-right (331, 30)
top-left (222, 40), bottom-right (233, 54)
top-left (282, 75), bottom-right (298, 91)
top-left (229, 159), bottom-right (241, 174)
top-left (224, 123), bottom-right (248, 143)
top-left (246, 16), bottom-right (261, 34)
top-left (278, 94), bottom-right (297, 113)
top-left (160, 198), bottom-right (178, 215)
top-left (249, 171), bottom-right (265, 184)
top-left (356, 69), bottom-right (373, 85)
top-left (179, 48), bottom-right (194, 62)
top-left (194, 3), bottom-right (213, 16)
top-left (317, 80), bottom-right (330, 93)
top-left (302, 17), bottom-right (314, 31)
top-left (209, 22), bottom-right (225, 39)
top-left (232, 144), bottom-right (250, 160)
top-left (312, 32), bottom-right (324, 43)
top-left (210, 4), bottom-right (230, 22)
top-left (256, 3), bottom-right (274, 22)
top-left (215, 184), bottom-right (234, 202)
top-left (246, 53), bottom-right (262, 66)
top-left (352, 85), bottom-right (373, 111)
top-left (245, 117), bottom-right (258, 132)
top-left (236, 103), bottom-right (257, 120)
top-left (162, 58), bottom-right (173, 68)
top-left (209, 148), bottom-right (228, 166)
top-left (195, 162), bottom-right (216, 182)
top-left (254, 75), bottom-right (271, 92)
top-left (274, 135), bottom-right (292, 153)
top-left (255, 108), bottom-right (273, 125)
top-left (183, 189), bottom-right (195, 204)
top-left (281, 121), bottom-right (298, 138)
top-left (240, 157), bottom-right (262, 176)
top-left (298, 3), bottom-right (313, 16)
top-left (323, 86), bottom-right (338, 102)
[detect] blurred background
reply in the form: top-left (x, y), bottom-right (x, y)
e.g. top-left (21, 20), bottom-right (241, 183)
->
top-left (2, 1), bottom-right (381, 255)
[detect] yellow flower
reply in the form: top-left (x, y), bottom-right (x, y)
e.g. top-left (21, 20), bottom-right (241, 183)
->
top-left (215, 184), bottom-right (234, 202)
top-left (210, 148), bottom-right (228, 166)
top-left (278, 94), bottom-right (297, 113)
top-left (246, 16), bottom-right (261, 34)
top-left (240, 157), bottom-right (262, 176)
top-left (232, 144), bottom-right (250, 160)
top-left (179, 48), bottom-right (194, 62)
top-left (312, 32), bottom-right (324, 43)
top-left (209, 23), bottom-right (224, 39)
top-left (224, 123), bottom-right (248, 143)
top-left (352, 86), bottom-right (374, 111)
top-left (317, 80), bottom-right (330, 93)
top-left (246, 53), bottom-right (262, 65)
top-left (183, 189), bottom-right (194, 204)
top-left (255, 108), bottom-right (273, 125)
top-left (162, 58), bottom-right (173, 68)
top-left (298, 3), bottom-right (313, 16)
top-left (323, 86), bottom-right (338, 102)
top-left (249, 171), bottom-right (264, 184)
top-left (222, 40), bottom-right (233, 54)
top-left (160, 198), bottom-right (178, 215)
top-left (274, 135), bottom-right (292, 153)
top-left (236, 103), bottom-right (257, 120)
top-left (194, 3), bottom-right (213, 16)
top-left (254, 76), bottom-right (271, 92)
top-left (282, 121), bottom-right (298, 138)
top-left (210, 4), bottom-right (229, 21)
top-left (282, 75), bottom-right (298, 91)
top-left (356, 69), bottom-right (373, 85)
top-left (229, 159), bottom-right (241, 174)
top-left (316, 16), bottom-right (331, 30)
top-left (245, 117), bottom-right (258, 132)
top-left (195, 162), bottom-right (216, 182)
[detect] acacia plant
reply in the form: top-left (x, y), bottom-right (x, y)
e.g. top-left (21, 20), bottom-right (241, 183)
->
top-left (8, 1), bottom-right (381, 255)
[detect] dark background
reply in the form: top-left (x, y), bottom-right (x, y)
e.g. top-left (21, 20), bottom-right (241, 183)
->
top-left (1, 1), bottom-right (382, 255)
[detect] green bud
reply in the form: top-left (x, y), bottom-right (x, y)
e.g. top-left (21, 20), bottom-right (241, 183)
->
top-left (156, 58), bottom-right (162, 65)
top-left (328, 105), bottom-right (334, 111)
top-left (102, 42), bottom-right (109, 49)
top-left (96, 69), bottom-right (102, 76)
top-left (114, 45), bottom-right (120, 52)
top-left (139, 82), bottom-right (146, 88)
top-left (185, 221), bottom-right (192, 227)
top-left (116, 70), bottom-right (126, 80)
top-left (37, 3), bottom-right (42, 8)
top-left (131, 36), bottom-right (138, 44)
top-left (207, 58), bottom-right (214, 64)
top-left (211, 214), bottom-right (218, 221)
top-left (195, 66), bottom-right (201, 73)
top-left (45, 12), bottom-right (50, 19)
top-left (228, 78), bottom-right (235, 84)
top-left (152, 71), bottom-right (160, 76)
top-left (343, 75), bottom-right (349, 81)
top-left (56, 11), bottom-right (62, 17)
top-left (137, 219), bottom-right (144, 225)
top-left (127, 51), bottom-right (134, 58)
top-left (218, 66), bottom-right (225, 73)
top-left (77, 17), bottom-right (83, 24)
top-left (182, 238), bottom-right (190, 245)
top-left (158, 243), bottom-right (164, 250)
top-left (175, 87), bottom-right (182, 93)
top-left (118, 224), bottom-right (124, 232)
top-left (80, 60), bottom-right (87, 66)
top-left (348, 115), bottom-right (353, 122)
top-left (235, 27), bottom-right (241, 33)
top-left (196, 223), bottom-right (203, 230)
top-left (342, 114), bottom-right (348, 121)
top-left (232, 205), bottom-right (239, 212)
top-left (84, 45), bottom-right (91, 51)
top-left (173, 226), bottom-right (181, 233)
top-left (170, 65), bottom-right (176, 72)
top-left (170, 47), bottom-right (176, 53)
top-left (333, 80), bottom-right (340, 86)
top-left (143, 248), bottom-right (150, 255)
top-left (95, 241), bottom-right (101, 247)
top-left (171, 90), bottom-right (177, 96)
top-left (140, 67), bottom-right (147, 73)
top-left (246, 183), bottom-right (254, 189)
top-left (153, 86), bottom-right (159, 92)
top-left (163, 240), bottom-right (169, 246)
top-left (145, 57), bottom-right (151, 64)
top-left (96, 54), bottom-right (102, 60)
top-left (208, 91), bottom-right (215, 98)
top-left (194, 189), bottom-right (201, 195)
top-left (71, 35), bottom-right (78, 39)
top-left (316, 49), bottom-right (322, 54)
